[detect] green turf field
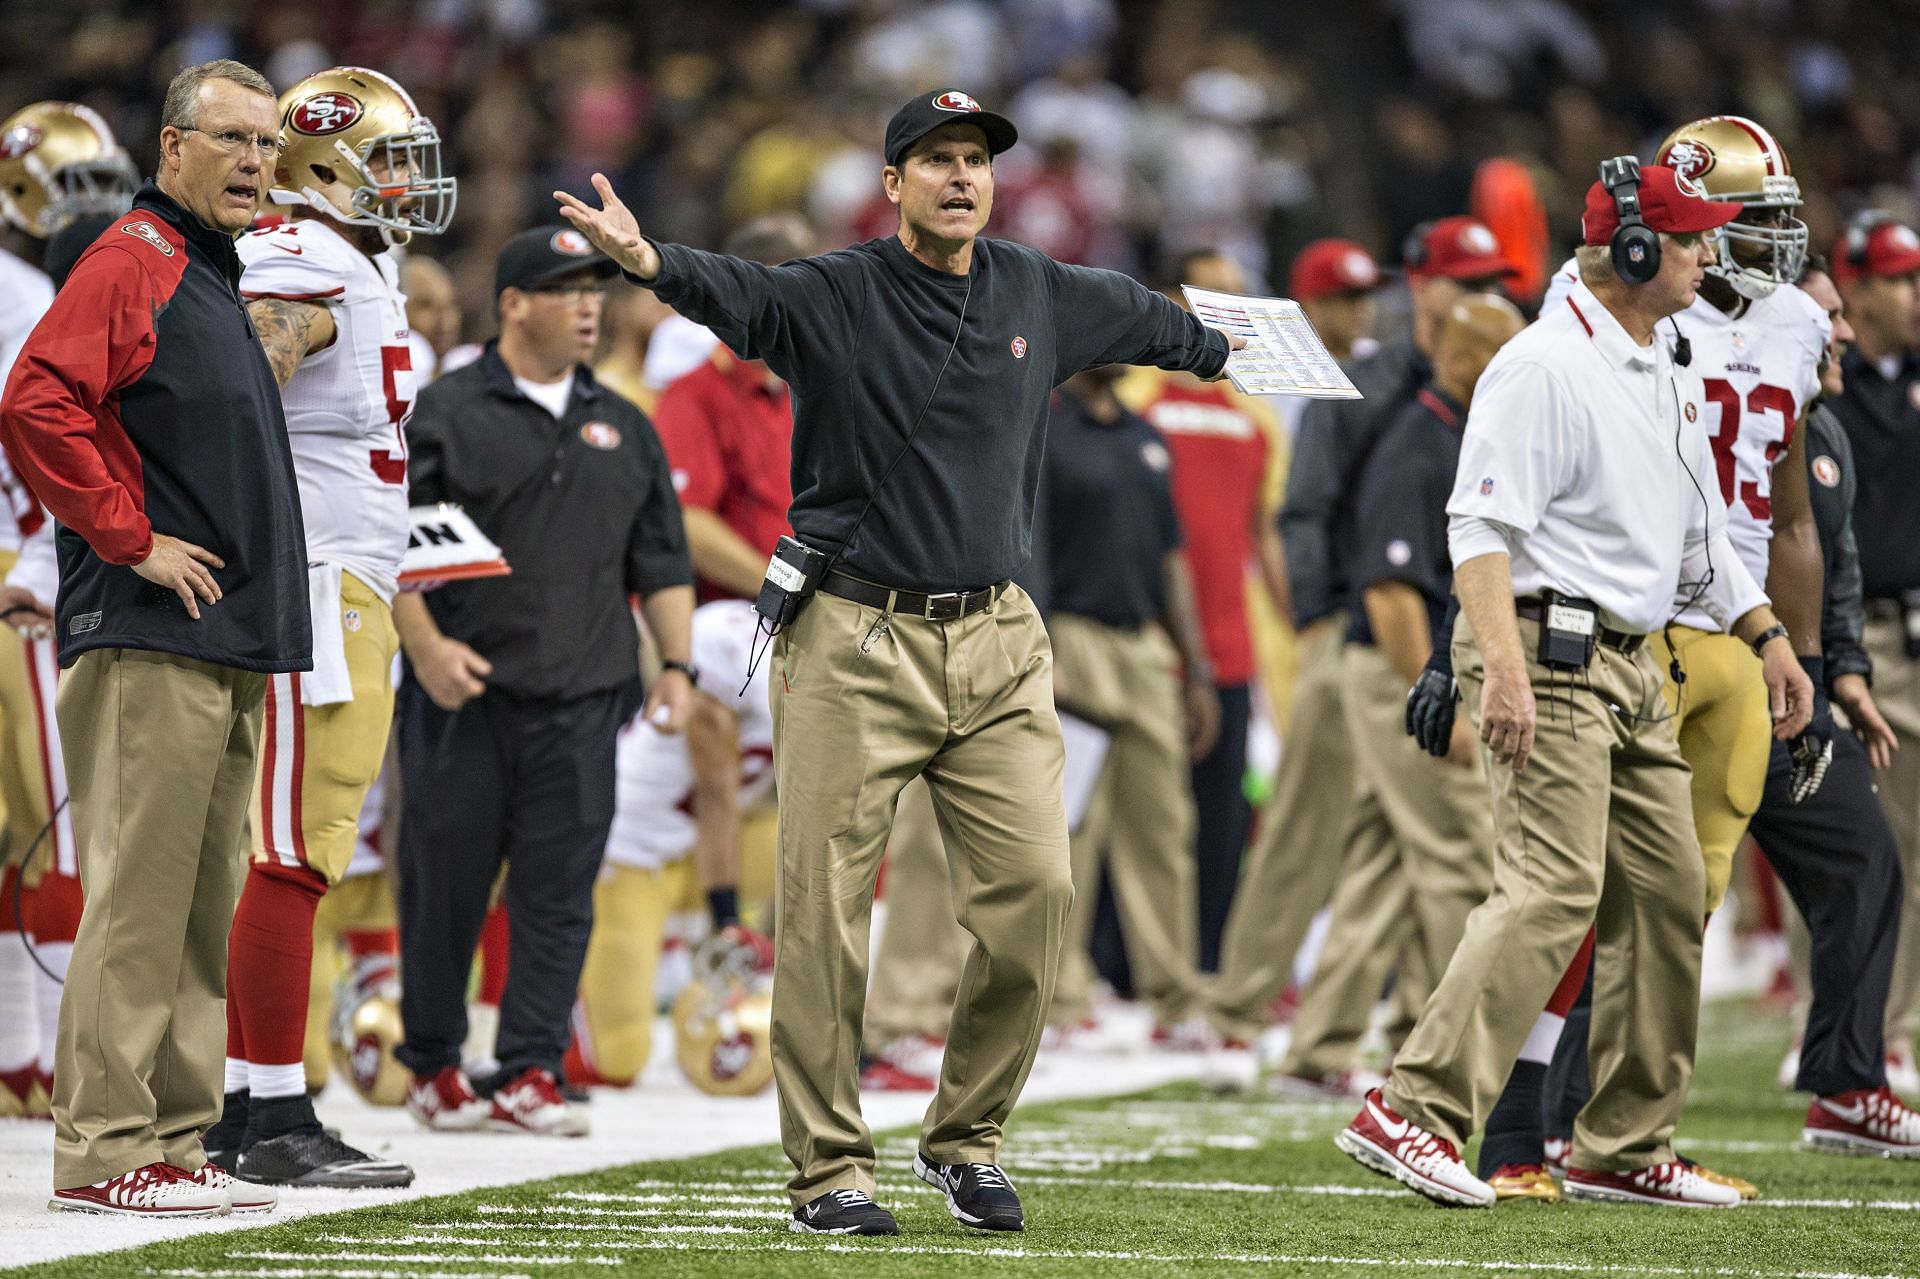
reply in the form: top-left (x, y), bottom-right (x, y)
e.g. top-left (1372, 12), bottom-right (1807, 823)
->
top-left (12, 1001), bottom-right (1920, 1279)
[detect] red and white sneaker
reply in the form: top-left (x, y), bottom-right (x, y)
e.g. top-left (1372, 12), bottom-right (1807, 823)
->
top-left (859, 1060), bottom-right (937, 1091)
top-left (489, 1066), bottom-right (589, 1136)
top-left (406, 1065), bottom-right (492, 1132)
top-left (872, 1033), bottom-right (944, 1081)
top-left (191, 1162), bottom-right (277, 1213)
top-left (1335, 1088), bottom-right (1494, 1207)
top-left (1201, 1039), bottom-right (1259, 1093)
top-left (1803, 1087), bottom-right (1920, 1158)
top-left (1150, 1016), bottom-right (1218, 1054)
top-left (1562, 1161), bottom-right (1742, 1207)
top-left (49, 1163), bottom-right (228, 1216)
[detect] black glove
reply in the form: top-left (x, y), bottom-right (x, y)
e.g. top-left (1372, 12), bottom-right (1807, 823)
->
top-left (1405, 642), bottom-right (1459, 758)
top-left (1789, 654), bottom-right (1833, 804)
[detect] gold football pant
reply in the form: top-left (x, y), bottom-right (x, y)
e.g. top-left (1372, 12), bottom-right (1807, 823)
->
top-left (1647, 626), bottom-right (1771, 915)
top-left (251, 574), bottom-right (399, 886)
top-left (769, 585), bottom-right (1072, 1207)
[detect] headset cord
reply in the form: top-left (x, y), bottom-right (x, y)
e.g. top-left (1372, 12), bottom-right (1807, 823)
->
top-left (6, 797), bottom-right (70, 985)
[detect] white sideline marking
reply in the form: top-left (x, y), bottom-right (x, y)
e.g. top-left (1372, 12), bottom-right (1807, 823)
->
top-left (553, 1190), bottom-right (779, 1207)
top-left (230, 1252), bottom-right (618, 1267)
top-left (152, 1270), bottom-right (530, 1279)
top-left (476, 1205), bottom-right (761, 1223)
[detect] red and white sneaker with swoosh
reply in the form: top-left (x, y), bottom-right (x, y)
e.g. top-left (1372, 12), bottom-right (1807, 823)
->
top-left (1336, 1088), bottom-right (1494, 1207)
top-left (406, 1066), bottom-right (492, 1132)
top-left (191, 1161), bottom-right (277, 1213)
top-left (49, 1162), bottom-right (229, 1216)
top-left (1563, 1161), bottom-right (1741, 1207)
top-left (489, 1066), bottom-right (589, 1136)
top-left (1803, 1087), bottom-right (1920, 1158)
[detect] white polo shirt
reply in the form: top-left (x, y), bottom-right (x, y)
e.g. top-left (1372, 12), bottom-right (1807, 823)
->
top-left (1446, 277), bottom-right (1768, 637)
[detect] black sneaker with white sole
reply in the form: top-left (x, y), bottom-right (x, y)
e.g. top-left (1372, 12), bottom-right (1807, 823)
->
top-left (790, 1188), bottom-right (899, 1235)
top-left (235, 1127), bottom-right (416, 1188)
top-left (913, 1152), bottom-right (1023, 1231)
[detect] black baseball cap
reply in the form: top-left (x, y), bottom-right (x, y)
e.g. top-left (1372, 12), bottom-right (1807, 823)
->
top-left (884, 89), bottom-right (1018, 169)
top-left (495, 225), bottom-right (620, 295)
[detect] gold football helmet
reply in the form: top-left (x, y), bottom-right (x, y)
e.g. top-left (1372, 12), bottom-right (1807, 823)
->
top-left (671, 929), bottom-right (774, 1097)
top-left (331, 956), bottom-right (409, 1106)
top-left (0, 101), bottom-right (138, 237)
top-left (271, 67), bottom-right (455, 243)
top-left (1655, 115), bottom-right (1807, 300)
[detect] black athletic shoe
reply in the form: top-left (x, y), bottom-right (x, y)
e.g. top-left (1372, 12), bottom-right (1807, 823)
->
top-left (913, 1152), bottom-right (1023, 1231)
top-left (236, 1126), bottom-right (416, 1188)
top-left (789, 1188), bottom-right (900, 1235)
top-left (205, 1089), bottom-right (249, 1172)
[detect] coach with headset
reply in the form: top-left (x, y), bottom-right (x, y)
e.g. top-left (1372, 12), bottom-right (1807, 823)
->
top-left (558, 89), bottom-right (1233, 1236)
top-left (1335, 160), bottom-right (1813, 1209)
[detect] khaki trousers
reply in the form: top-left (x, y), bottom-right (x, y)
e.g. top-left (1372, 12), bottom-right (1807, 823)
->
top-left (769, 585), bottom-right (1072, 1206)
top-left (53, 648), bottom-right (266, 1188)
top-left (1283, 644), bottom-right (1493, 1077)
top-left (866, 777), bottom-right (970, 1045)
top-left (1866, 617), bottom-right (1920, 1046)
top-left (1207, 615), bottom-right (1358, 1042)
top-left (1046, 613), bottom-right (1204, 1028)
top-left (1383, 616), bottom-right (1705, 1172)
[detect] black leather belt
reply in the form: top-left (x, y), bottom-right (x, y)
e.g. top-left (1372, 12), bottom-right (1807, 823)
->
top-left (1514, 596), bottom-right (1645, 653)
top-left (821, 570), bottom-right (1009, 621)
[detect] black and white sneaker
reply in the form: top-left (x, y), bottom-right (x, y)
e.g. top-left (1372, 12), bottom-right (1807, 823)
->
top-left (789, 1188), bottom-right (900, 1235)
top-left (235, 1127), bottom-right (416, 1188)
top-left (913, 1152), bottom-right (1023, 1231)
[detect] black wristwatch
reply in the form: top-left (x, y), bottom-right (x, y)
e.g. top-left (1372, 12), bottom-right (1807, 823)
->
top-left (1748, 624), bottom-right (1790, 658)
top-left (662, 658), bottom-right (700, 684)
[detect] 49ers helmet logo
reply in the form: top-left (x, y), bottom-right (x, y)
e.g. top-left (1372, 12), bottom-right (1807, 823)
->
top-left (0, 123), bottom-right (42, 160)
top-left (289, 92), bottom-right (363, 136)
top-left (933, 91), bottom-right (982, 113)
top-left (1665, 139), bottom-right (1716, 182)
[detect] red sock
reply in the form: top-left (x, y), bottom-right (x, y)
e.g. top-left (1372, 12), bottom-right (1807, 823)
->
top-left (227, 861), bottom-right (326, 1070)
top-left (477, 903), bottom-right (510, 1007)
top-left (21, 872), bottom-right (81, 943)
top-left (1546, 928), bottom-right (1596, 1018)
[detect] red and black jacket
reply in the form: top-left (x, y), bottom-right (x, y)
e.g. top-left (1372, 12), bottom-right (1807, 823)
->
top-left (0, 181), bottom-right (310, 672)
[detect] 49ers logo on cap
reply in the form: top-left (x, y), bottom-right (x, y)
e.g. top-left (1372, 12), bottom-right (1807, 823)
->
top-left (932, 91), bottom-right (982, 113)
top-left (289, 92), bottom-right (363, 136)
top-left (580, 422), bottom-right (622, 450)
top-left (1460, 223), bottom-right (1498, 255)
top-left (550, 228), bottom-right (593, 256)
top-left (0, 123), bottom-right (42, 160)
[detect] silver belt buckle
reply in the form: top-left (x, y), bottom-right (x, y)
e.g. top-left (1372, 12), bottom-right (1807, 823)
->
top-left (924, 591), bottom-right (966, 621)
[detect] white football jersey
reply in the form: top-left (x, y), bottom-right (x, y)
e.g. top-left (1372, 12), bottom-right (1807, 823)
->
top-left (0, 246), bottom-right (55, 556)
top-left (238, 218), bottom-right (415, 601)
top-left (1539, 258), bottom-right (1828, 631)
top-left (604, 601), bottom-right (775, 871)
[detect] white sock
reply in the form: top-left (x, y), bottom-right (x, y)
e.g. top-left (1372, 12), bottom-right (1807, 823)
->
top-left (31, 940), bottom-right (70, 1076)
top-left (225, 1056), bottom-right (250, 1094)
top-left (248, 1060), bottom-right (307, 1100)
top-left (0, 938), bottom-right (40, 1072)
top-left (1518, 1010), bottom-right (1566, 1066)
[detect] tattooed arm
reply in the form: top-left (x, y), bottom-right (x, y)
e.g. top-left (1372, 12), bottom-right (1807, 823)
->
top-left (246, 298), bottom-right (337, 388)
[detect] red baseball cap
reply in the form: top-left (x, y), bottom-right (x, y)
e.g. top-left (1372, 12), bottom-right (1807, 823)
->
top-left (1407, 216), bottom-right (1518, 282)
top-left (1289, 239), bottom-right (1383, 300)
top-left (1833, 215), bottom-right (1920, 285)
top-left (1581, 164), bottom-right (1743, 246)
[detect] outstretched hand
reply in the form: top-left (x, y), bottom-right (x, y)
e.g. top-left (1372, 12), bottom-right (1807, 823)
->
top-left (554, 173), bottom-right (660, 282)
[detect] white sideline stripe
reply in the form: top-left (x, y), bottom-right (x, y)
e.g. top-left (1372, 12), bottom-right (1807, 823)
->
top-left (552, 1191), bottom-right (779, 1206)
top-left (152, 1270), bottom-right (529, 1279)
top-left (627, 1177), bottom-right (788, 1190)
top-left (251, 1238), bottom-right (1920, 1278)
top-left (477, 1205), bottom-right (761, 1222)
top-left (231, 1252), bottom-right (617, 1268)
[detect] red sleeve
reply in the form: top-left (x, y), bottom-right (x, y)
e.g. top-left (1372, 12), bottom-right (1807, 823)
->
top-left (0, 245), bottom-right (158, 565)
top-left (651, 372), bottom-right (728, 512)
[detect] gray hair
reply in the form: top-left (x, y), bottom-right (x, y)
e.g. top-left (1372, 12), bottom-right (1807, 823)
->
top-left (1575, 243), bottom-right (1614, 286)
top-left (161, 59), bottom-right (275, 132)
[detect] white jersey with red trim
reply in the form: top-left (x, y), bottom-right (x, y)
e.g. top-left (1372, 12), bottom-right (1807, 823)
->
top-left (238, 218), bottom-right (415, 601)
top-left (0, 247), bottom-right (55, 557)
top-left (604, 601), bottom-right (774, 871)
top-left (1540, 258), bottom-right (1828, 631)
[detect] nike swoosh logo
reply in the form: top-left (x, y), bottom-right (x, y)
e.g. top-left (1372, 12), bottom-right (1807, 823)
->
top-left (1821, 1098), bottom-right (1868, 1124)
top-left (274, 245), bottom-right (303, 255)
top-left (1367, 1098), bottom-right (1410, 1140)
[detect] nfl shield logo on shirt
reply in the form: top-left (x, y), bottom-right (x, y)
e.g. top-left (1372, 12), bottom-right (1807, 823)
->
top-left (1479, 476), bottom-right (1495, 496)
top-left (344, 608), bottom-right (362, 633)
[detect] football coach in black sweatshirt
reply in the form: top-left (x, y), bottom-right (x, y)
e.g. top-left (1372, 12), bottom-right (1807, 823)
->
top-left (559, 89), bottom-right (1237, 1235)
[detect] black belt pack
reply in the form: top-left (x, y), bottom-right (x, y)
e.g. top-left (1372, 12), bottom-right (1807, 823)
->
top-left (1531, 590), bottom-right (1600, 671)
top-left (754, 535), bottom-right (830, 631)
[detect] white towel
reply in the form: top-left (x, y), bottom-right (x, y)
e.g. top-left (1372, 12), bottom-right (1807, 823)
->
top-left (301, 562), bottom-right (354, 706)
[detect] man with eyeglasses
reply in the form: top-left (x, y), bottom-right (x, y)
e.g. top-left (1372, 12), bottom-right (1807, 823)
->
top-left (391, 226), bottom-right (695, 1140)
top-left (1, 58), bottom-right (309, 1217)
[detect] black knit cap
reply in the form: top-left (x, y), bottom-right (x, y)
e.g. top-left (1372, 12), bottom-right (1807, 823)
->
top-left (884, 89), bottom-right (1018, 169)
